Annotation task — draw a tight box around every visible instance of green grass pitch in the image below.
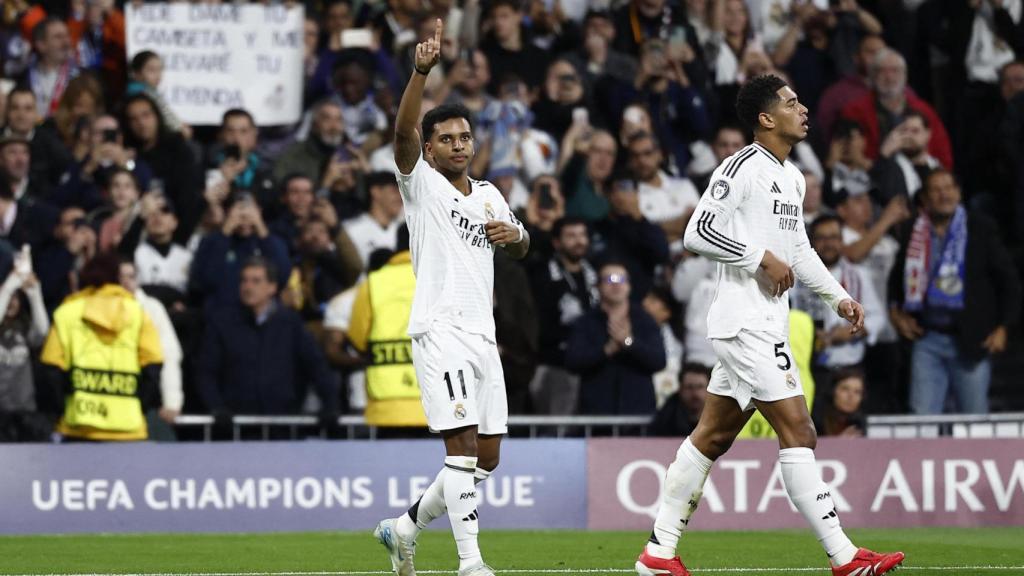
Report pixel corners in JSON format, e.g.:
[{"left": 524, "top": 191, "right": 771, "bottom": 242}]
[{"left": 1, "top": 528, "right": 1022, "bottom": 575}]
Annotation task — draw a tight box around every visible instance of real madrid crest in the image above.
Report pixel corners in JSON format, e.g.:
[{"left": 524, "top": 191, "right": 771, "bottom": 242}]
[
  {"left": 711, "top": 180, "right": 730, "bottom": 200},
  {"left": 785, "top": 373, "right": 797, "bottom": 390},
  {"left": 454, "top": 403, "right": 467, "bottom": 420},
  {"left": 484, "top": 202, "right": 495, "bottom": 221}
]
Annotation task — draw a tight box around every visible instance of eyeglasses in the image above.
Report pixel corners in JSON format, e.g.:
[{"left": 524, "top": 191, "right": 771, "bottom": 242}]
[{"left": 602, "top": 273, "right": 629, "bottom": 285}]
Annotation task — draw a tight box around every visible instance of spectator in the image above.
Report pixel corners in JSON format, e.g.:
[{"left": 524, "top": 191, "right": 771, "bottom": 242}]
[
  {"left": 2, "top": 87, "right": 72, "bottom": 190},
  {"left": 67, "top": 0, "right": 126, "bottom": 101},
  {"left": 53, "top": 113, "right": 154, "bottom": 211},
  {"left": 521, "top": 173, "right": 566, "bottom": 256},
  {"left": 565, "top": 261, "right": 666, "bottom": 415},
  {"left": 643, "top": 286, "right": 684, "bottom": 407},
  {"left": 436, "top": 49, "right": 494, "bottom": 125},
  {"left": 198, "top": 256, "right": 338, "bottom": 416},
  {"left": 528, "top": 217, "right": 598, "bottom": 415},
  {"left": 814, "top": 366, "right": 867, "bottom": 437},
  {"left": 626, "top": 131, "right": 700, "bottom": 251},
  {"left": 494, "top": 249, "right": 539, "bottom": 414},
  {"left": 567, "top": 9, "right": 637, "bottom": 88},
  {"left": 675, "top": 255, "right": 718, "bottom": 368},
  {"left": 608, "top": 39, "right": 713, "bottom": 174},
  {"left": 207, "top": 108, "right": 276, "bottom": 211},
  {"left": 790, "top": 215, "right": 884, "bottom": 378},
  {"left": 841, "top": 48, "right": 953, "bottom": 168},
  {"left": 611, "top": 0, "right": 695, "bottom": 59},
  {"left": 802, "top": 170, "right": 827, "bottom": 226},
  {"left": 706, "top": 0, "right": 763, "bottom": 89},
  {"left": 190, "top": 198, "right": 291, "bottom": 317},
  {"left": 36, "top": 205, "right": 95, "bottom": 312},
  {"left": 825, "top": 119, "right": 874, "bottom": 206},
  {"left": 0, "top": 134, "right": 50, "bottom": 204},
  {"left": 817, "top": 34, "right": 886, "bottom": 148},
  {"left": 589, "top": 175, "right": 670, "bottom": 300},
  {"left": 273, "top": 100, "right": 346, "bottom": 185},
  {"left": 690, "top": 124, "right": 748, "bottom": 193},
  {"left": 23, "top": 17, "right": 78, "bottom": 118},
  {"left": 480, "top": 0, "right": 551, "bottom": 92},
  {"left": 341, "top": 171, "right": 403, "bottom": 270},
  {"left": 650, "top": 363, "right": 711, "bottom": 436},
  {"left": 870, "top": 111, "right": 943, "bottom": 203},
  {"left": 0, "top": 140, "right": 59, "bottom": 250},
  {"left": 0, "top": 255, "right": 50, "bottom": 441},
  {"left": 126, "top": 51, "right": 188, "bottom": 138},
  {"left": 307, "top": 0, "right": 357, "bottom": 102},
  {"left": 346, "top": 226, "right": 426, "bottom": 427},
  {"left": 118, "top": 259, "right": 182, "bottom": 440},
  {"left": 133, "top": 195, "right": 192, "bottom": 309},
  {"left": 560, "top": 127, "right": 616, "bottom": 223},
  {"left": 50, "top": 73, "right": 103, "bottom": 150},
  {"left": 322, "top": 284, "right": 368, "bottom": 414},
  {"left": 532, "top": 58, "right": 589, "bottom": 145},
  {"left": 40, "top": 252, "right": 163, "bottom": 441},
  {"left": 837, "top": 189, "right": 908, "bottom": 413},
  {"left": 123, "top": 93, "right": 201, "bottom": 242},
  {"left": 291, "top": 218, "right": 353, "bottom": 321},
  {"left": 96, "top": 168, "right": 141, "bottom": 253},
  {"left": 889, "top": 170, "right": 1021, "bottom": 414},
  {"left": 330, "top": 52, "right": 388, "bottom": 150},
  {"left": 370, "top": 0, "right": 421, "bottom": 58}
]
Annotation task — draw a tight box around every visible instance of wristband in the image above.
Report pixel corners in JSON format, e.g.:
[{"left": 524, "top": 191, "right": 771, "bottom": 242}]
[{"left": 414, "top": 65, "right": 430, "bottom": 76}]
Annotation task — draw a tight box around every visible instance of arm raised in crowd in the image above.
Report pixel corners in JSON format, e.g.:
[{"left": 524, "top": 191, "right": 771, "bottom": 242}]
[{"left": 394, "top": 19, "right": 444, "bottom": 175}]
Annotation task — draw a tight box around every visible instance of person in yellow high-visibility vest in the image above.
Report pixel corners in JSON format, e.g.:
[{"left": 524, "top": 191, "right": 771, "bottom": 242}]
[
  {"left": 347, "top": 226, "right": 427, "bottom": 427},
  {"left": 40, "top": 253, "right": 163, "bottom": 441}
]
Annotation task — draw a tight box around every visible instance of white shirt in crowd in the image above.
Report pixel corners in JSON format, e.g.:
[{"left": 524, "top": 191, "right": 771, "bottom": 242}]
[
  {"left": 324, "top": 286, "right": 366, "bottom": 410},
  {"left": 843, "top": 226, "right": 900, "bottom": 343},
  {"left": 134, "top": 242, "right": 193, "bottom": 295},
  {"left": 638, "top": 170, "right": 701, "bottom": 225},
  {"left": 342, "top": 213, "right": 402, "bottom": 270},
  {"left": 396, "top": 153, "right": 522, "bottom": 343}
]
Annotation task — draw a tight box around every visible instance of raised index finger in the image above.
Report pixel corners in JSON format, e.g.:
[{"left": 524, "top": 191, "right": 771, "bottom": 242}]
[{"left": 434, "top": 18, "right": 443, "bottom": 46}]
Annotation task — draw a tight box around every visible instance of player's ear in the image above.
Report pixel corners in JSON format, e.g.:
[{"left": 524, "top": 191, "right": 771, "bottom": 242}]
[{"left": 758, "top": 111, "right": 775, "bottom": 131}]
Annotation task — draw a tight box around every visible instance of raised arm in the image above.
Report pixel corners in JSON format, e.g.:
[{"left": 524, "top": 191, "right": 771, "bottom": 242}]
[{"left": 395, "top": 19, "right": 443, "bottom": 174}]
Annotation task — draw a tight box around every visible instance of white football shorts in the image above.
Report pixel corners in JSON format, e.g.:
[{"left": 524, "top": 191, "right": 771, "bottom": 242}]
[
  {"left": 707, "top": 329, "right": 804, "bottom": 411},
  {"left": 411, "top": 322, "right": 508, "bottom": 435}
]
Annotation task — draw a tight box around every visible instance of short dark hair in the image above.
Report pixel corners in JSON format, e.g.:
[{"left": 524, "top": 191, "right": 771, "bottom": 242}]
[
  {"left": 241, "top": 256, "right": 278, "bottom": 285},
  {"left": 735, "top": 75, "right": 789, "bottom": 132},
  {"left": 626, "top": 130, "right": 659, "bottom": 151},
  {"left": 552, "top": 216, "right": 587, "bottom": 238},
  {"left": 222, "top": 108, "right": 255, "bottom": 128},
  {"left": 32, "top": 17, "right": 63, "bottom": 45},
  {"left": 681, "top": 362, "right": 713, "bottom": 381},
  {"left": 902, "top": 109, "right": 929, "bottom": 129},
  {"left": 366, "top": 171, "right": 398, "bottom": 190},
  {"left": 6, "top": 86, "right": 36, "bottom": 104},
  {"left": 831, "top": 365, "right": 865, "bottom": 385},
  {"left": 80, "top": 251, "right": 122, "bottom": 289},
  {"left": 809, "top": 213, "right": 843, "bottom": 237},
  {"left": 489, "top": 0, "right": 523, "bottom": 14},
  {"left": 421, "top": 103, "right": 474, "bottom": 143},
  {"left": 130, "top": 51, "right": 160, "bottom": 74},
  {"left": 924, "top": 167, "right": 957, "bottom": 191},
  {"left": 280, "top": 172, "right": 314, "bottom": 196},
  {"left": 833, "top": 119, "right": 863, "bottom": 140},
  {"left": 598, "top": 258, "right": 629, "bottom": 276}
]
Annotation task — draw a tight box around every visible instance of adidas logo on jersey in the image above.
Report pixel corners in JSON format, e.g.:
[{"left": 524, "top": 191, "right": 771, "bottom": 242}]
[{"left": 462, "top": 509, "right": 479, "bottom": 521}]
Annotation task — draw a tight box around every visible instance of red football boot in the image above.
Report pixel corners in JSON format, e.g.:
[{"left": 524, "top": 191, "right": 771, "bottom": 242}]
[
  {"left": 832, "top": 548, "right": 906, "bottom": 576},
  {"left": 635, "top": 549, "right": 691, "bottom": 576}
]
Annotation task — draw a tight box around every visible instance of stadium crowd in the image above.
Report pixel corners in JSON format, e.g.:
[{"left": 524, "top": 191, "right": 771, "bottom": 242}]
[{"left": 0, "top": 0, "right": 1022, "bottom": 442}]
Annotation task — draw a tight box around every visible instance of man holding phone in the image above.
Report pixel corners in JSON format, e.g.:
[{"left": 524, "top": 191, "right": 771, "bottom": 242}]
[{"left": 208, "top": 109, "right": 276, "bottom": 210}]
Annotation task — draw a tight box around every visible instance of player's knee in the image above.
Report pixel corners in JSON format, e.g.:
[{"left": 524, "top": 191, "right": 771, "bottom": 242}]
[
  {"left": 477, "top": 455, "right": 499, "bottom": 472},
  {"left": 780, "top": 423, "right": 817, "bottom": 450},
  {"left": 442, "top": 427, "right": 479, "bottom": 456},
  {"left": 693, "top": 430, "right": 734, "bottom": 460}
]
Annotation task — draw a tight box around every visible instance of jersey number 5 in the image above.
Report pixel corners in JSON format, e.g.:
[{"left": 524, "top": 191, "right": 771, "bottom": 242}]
[
  {"left": 774, "top": 342, "right": 792, "bottom": 371},
  {"left": 444, "top": 370, "right": 468, "bottom": 401}
]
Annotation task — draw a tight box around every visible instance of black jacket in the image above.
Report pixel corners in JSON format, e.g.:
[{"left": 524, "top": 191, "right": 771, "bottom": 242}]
[
  {"left": 565, "top": 305, "right": 666, "bottom": 415},
  {"left": 889, "top": 211, "right": 1021, "bottom": 361}
]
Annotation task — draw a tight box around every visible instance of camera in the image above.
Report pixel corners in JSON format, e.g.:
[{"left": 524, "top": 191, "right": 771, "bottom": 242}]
[
  {"left": 538, "top": 182, "right": 556, "bottom": 209},
  {"left": 224, "top": 144, "right": 242, "bottom": 161},
  {"left": 102, "top": 128, "right": 118, "bottom": 143}
]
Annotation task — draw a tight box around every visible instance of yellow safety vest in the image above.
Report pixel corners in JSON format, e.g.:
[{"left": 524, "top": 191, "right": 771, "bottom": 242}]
[
  {"left": 351, "top": 252, "right": 427, "bottom": 426},
  {"left": 737, "top": 310, "right": 817, "bottom": 439},
  {"left": 41, "top": 284, "right": 163, "bottom": 441}
]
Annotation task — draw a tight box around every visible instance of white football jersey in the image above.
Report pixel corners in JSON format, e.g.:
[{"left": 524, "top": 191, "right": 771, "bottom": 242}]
[
  {"left": 683, "top": 142, "right": 851, "bottom": 339},
  {"left": 396, "top": 154, "right": 521, "bottom": 343}
]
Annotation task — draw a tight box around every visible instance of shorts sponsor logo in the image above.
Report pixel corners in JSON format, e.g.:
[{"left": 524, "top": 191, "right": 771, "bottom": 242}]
[
  {"left": 454, "top": 403, "right": 467, "bottom": 420},
  {"left": 711, "top": 180, "right": 730, "bottom": 200},
  {"left": 785, "top": 373, "right": 797, "bottom": 390}
]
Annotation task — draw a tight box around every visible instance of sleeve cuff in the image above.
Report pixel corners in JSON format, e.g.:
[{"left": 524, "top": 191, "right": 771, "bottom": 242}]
[{"left": 741, "top": 247, "right": 766, "bottom": 275}]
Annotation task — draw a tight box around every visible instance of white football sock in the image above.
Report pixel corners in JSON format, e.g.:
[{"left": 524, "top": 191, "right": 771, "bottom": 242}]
[
  {"left": 398, "top": 467, "right": 494, "bottom": 540},
  {"left": 646, "top": 437, "right": 714, "bottom": 559},
  {"left": 779, "top": 447, "right": 857, "bottom": 567},
  {"left": 443, "top": 456, "right": 482, "bottom": 570}
]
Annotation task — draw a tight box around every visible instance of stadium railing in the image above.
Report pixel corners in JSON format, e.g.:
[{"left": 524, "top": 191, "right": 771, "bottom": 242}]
[
  {"left": 173, "top": 414, "right": 653, "bottom": 441},
  {"left": 866, "top": 412, "right": 1024, "bottom": 439}
]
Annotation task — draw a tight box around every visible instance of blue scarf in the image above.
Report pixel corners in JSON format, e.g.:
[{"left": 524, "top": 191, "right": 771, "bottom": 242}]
[{"left": 904, "top": 206, "right": 968, "bottom": 312}]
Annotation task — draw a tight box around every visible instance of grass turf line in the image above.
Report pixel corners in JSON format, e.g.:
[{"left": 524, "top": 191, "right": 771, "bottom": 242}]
[{"left": 0, "top": 528, "right": 1022, "bottom": 575}]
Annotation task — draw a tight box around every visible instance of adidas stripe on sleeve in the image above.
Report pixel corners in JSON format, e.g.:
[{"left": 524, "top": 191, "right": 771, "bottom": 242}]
[{"left": 683, "top": 150, "right": 765, "bottom": 273}]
